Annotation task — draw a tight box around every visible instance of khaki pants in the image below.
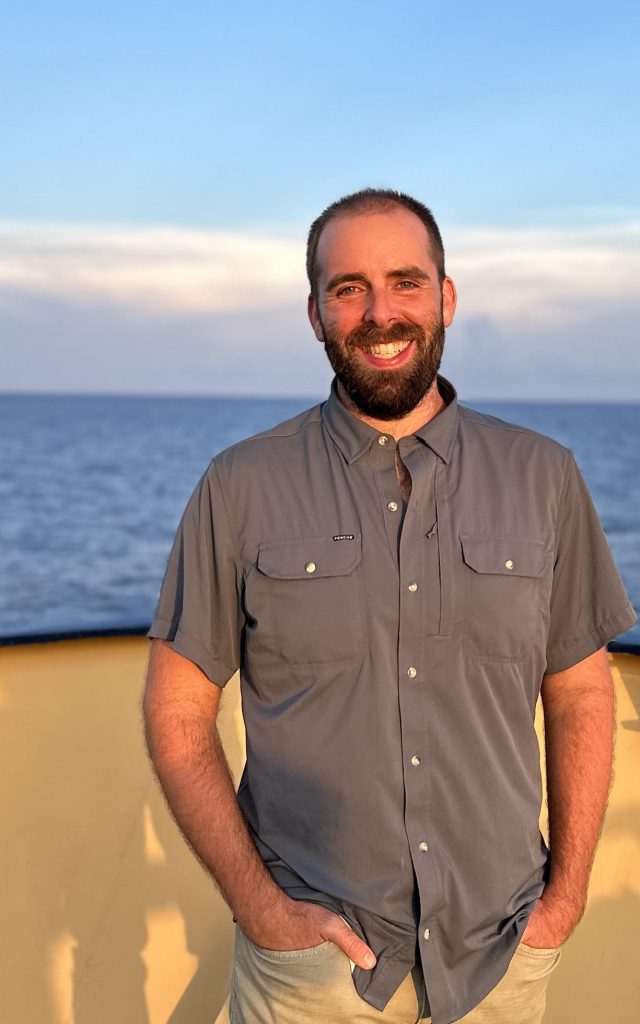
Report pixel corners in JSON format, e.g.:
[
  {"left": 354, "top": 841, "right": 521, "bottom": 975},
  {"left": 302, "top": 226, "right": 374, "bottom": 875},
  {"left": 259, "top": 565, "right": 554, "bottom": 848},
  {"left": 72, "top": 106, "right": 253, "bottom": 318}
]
[{"left": 229, "top": 928, "right": 562, "bottom": 1024}]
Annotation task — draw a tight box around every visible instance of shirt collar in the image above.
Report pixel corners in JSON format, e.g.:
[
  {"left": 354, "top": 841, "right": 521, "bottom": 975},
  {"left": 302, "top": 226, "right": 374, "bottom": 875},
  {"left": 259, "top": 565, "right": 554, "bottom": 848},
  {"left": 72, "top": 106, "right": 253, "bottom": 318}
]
[{"left": 321, "top": 374, "right": 459, "bottom": 465}]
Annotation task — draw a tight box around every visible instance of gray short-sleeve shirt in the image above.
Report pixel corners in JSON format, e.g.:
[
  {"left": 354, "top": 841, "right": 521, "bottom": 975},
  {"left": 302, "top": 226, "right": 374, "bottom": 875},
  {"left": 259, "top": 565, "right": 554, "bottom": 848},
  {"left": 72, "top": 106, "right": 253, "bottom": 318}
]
[{"left": 149, "top": 376, "right": 636, "bottom": 1024}]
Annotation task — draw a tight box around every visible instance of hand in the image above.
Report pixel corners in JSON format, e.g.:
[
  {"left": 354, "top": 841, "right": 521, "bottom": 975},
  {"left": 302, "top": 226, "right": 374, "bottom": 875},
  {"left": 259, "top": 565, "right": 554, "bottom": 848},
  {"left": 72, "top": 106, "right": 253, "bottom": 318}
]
[
  {"left": 241, "top": 896, "right": 377, "bottom": 970},
  {"left": 520, "top": 892, "right": 582, "bottom": 949}
]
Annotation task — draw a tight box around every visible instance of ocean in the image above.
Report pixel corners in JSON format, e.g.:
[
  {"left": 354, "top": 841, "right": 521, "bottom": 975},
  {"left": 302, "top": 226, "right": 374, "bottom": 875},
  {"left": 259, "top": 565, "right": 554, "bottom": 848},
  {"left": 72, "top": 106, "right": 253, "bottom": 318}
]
[{"left": 1, "top": 393, "right": 638, "bottom": 642}]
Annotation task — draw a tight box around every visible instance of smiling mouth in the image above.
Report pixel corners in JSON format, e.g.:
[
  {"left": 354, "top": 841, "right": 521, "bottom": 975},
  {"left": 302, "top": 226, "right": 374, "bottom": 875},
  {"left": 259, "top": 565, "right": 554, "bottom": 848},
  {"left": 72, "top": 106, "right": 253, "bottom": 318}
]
[{"left": 360, "top": 339, "right": 412, "bottom": 360}]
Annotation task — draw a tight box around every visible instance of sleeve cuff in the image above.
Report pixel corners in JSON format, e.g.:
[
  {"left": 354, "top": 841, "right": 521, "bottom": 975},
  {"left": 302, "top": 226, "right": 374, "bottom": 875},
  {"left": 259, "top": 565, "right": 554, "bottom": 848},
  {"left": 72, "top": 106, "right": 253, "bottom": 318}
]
[
  {"left": 545, "top": 602, "right": 638, "bottom": 674},
  {"left": 147, "top": 616, "right": 237, "bottom": 687}
]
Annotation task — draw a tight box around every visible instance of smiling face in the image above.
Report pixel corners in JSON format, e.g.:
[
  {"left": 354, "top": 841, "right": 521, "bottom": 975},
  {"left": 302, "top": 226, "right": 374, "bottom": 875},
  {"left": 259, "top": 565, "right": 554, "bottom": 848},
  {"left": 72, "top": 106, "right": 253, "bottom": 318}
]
[{"left": 308, "top": 205, "right": 457, "bottom": 420}]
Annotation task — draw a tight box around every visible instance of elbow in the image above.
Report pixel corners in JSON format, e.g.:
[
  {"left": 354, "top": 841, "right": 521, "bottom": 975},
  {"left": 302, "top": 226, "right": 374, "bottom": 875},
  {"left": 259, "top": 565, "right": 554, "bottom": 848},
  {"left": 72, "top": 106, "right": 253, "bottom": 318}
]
[
  {"left": 141, "top": 684, "right": 162, "bottom": 764},
  {"left": 142, "top": 639, "right": 171, "bottom": 758}
]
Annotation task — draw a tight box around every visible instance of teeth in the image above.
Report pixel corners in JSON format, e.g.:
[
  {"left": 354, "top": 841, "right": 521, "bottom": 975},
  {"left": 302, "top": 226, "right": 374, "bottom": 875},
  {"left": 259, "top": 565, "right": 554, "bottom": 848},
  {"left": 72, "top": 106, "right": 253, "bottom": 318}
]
[{"left": 367, "top": 340, "right": 411, "bottom": 358}]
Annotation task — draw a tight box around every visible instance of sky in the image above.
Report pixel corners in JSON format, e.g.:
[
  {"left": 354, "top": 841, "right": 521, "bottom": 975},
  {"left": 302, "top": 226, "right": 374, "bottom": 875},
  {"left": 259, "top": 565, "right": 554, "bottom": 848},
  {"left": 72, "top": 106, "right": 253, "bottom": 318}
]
[{"left": 1, "top": 0, "right": 638, "bottom": 400}]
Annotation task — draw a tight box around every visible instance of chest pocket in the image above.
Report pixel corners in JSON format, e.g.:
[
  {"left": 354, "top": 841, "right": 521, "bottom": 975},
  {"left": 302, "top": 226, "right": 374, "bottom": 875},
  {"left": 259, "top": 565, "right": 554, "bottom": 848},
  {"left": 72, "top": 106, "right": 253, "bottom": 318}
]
[
  {"left": 247, "top": 535, "right": 364, "bottom": 665},
  {"left": 460, "top": 535, "right": 549, "bottom": 661}
]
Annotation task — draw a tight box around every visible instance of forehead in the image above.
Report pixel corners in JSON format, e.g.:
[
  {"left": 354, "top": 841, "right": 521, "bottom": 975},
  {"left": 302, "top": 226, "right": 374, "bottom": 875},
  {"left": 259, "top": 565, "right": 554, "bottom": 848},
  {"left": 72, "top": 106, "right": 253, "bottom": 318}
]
[{"left": 315, "top": 206, "right": 434, "bottom": 279}]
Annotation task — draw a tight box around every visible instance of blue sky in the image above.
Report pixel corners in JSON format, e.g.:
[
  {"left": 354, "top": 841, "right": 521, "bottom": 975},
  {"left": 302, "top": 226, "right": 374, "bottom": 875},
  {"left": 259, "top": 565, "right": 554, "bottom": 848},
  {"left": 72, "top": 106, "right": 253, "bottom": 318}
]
[{"left": 1, "top": 1, "right": 639, "bottom": 397}]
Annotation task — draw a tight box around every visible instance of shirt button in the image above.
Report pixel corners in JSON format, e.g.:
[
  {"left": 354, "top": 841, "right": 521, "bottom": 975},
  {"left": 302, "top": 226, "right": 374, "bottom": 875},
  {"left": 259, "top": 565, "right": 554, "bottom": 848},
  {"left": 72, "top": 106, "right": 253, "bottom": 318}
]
[
  {"left": 305, "top": 561, "right": 316, "bottom": 574},
  {"left": 387, "top": 500, "right": 399, "bottom": 512},
  {"left": 378, "top": 435, "right": 389, "bottom": 446},
  {"left": 411, "top": 754, "right": 421, "bottom": 766},
  {"left": 419, "top": 841, "right": 429, "bottom": 853},
  {"left": 407, "top": 666, "right": 417, "bottom": 678},
  {"left": 423, "top": 927, "right": 430, "bottom": 941},
  {"left": 408, "top": 582, "right": 418, "bottom": 592},
  {"left": 505, "top": 559, "right": 514, "bottom": 570}
]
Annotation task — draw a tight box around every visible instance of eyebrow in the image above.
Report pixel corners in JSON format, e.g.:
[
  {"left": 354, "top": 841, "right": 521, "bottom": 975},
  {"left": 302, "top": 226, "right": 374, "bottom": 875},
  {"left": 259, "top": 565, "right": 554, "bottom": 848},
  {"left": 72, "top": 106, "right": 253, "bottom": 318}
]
[
  {"left": 325, "top": 271, "right": 369, "bottom": 293},
  {"left": 324, "top": 265, "right": 431, "bottom": 294},
  {"left": 388, "top": 265, "right": 431, "bottom": 282}
]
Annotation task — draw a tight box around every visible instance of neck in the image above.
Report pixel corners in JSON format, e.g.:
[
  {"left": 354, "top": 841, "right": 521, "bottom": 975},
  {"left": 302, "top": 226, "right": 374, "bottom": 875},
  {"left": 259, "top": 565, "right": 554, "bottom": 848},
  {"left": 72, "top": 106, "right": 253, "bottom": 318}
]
[{"left": 337, "top": 378, "right": 445, "bottom": 440}]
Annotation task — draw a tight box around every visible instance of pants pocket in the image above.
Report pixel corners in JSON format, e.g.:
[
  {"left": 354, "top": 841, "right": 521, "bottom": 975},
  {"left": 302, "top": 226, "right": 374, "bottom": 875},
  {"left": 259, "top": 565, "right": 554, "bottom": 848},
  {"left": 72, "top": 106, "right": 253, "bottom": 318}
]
[
  {"left": 249, "top": 938, "right": 335, "bottom": 963},
  {"left": 515, "top": 942, "right": 562, "bottom": 964},
  {"left": 459, "top": 943, "right": 562, "bottom": 1023}
]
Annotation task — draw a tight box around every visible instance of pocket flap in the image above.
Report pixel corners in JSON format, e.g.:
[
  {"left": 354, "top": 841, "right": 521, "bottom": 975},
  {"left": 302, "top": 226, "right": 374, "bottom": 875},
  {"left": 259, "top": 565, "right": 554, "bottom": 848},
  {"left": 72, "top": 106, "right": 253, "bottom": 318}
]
[
  {"left": 460, "top": 535, "right": 548, "bottom": 578},
  {"left": 257, "top": 535, "right": 362, "bottom": 580}
]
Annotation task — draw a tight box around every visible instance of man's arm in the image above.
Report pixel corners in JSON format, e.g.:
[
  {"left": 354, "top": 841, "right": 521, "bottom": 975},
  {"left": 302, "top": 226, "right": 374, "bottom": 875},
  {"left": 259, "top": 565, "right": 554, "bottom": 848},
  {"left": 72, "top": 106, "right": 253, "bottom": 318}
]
[
  {"left": 522, "top": 646, "right": 615, "bottom": 947},
  {"left": 143, "top": 639, "right": 376, "bottom": 967}
]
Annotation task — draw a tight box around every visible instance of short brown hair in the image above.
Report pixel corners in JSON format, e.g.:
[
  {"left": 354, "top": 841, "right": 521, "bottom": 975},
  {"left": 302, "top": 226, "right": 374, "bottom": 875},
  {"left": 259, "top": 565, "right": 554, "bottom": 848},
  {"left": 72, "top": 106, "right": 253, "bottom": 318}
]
[{"left": 306, "top": 188, "right": 446, "bottom": 299}]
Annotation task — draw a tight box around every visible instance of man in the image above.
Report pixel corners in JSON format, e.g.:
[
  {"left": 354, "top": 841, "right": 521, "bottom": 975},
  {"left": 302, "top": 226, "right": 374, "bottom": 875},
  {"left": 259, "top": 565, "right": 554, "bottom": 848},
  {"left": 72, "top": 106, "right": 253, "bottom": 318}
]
[{"left": 143, "top": 189, "right": 636, "bottom": 1024}]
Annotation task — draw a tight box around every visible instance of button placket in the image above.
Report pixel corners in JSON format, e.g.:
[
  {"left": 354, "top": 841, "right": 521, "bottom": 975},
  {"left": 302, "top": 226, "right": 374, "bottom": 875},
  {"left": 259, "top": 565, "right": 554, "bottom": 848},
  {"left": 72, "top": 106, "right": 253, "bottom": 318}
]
[
  {"left": 372, "top": 434, "right": 403, "bottom": 566},
  {"left": 396, "top": 446, "right": 440, "bottom": 954}
]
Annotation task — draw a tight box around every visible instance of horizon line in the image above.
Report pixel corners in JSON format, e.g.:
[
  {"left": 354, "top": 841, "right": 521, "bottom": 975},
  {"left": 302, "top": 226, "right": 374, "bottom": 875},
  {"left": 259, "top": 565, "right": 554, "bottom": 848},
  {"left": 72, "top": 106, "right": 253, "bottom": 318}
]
[{"left": 1, "top": 389, "right": 638, "bottom": 406}]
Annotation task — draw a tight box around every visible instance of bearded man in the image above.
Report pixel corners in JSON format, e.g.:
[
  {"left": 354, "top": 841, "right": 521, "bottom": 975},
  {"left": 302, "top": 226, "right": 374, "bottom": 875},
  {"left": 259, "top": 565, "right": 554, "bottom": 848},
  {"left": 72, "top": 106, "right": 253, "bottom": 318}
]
[{"left": 143, "top": 189, "right": 636, "bottom": 1024}]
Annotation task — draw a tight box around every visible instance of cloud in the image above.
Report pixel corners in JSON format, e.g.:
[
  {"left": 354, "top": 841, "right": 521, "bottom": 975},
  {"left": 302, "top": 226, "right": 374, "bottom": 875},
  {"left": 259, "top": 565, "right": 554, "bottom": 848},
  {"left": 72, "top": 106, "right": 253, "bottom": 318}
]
[
  {"left": 0, "top": 222, "right": 306, "bottom": 315},
  {"left": 1, "top": 219, "right": 639, "bottom": 398},
  {"left": 447, "top": 223, "right": 640, "bottom": 325}
]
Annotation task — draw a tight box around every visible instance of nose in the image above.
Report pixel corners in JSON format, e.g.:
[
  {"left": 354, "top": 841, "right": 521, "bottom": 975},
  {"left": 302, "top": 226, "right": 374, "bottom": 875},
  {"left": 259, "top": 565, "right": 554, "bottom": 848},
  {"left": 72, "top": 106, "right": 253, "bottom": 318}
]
[{"left": 363, "top": 287, "right": 397, "bottom": 327}]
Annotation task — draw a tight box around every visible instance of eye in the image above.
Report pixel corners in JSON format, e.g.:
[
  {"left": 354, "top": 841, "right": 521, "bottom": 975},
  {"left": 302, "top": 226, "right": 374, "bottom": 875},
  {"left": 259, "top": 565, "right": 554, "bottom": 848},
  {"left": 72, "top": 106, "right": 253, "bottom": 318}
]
[
  {"left": 336, "top": 284, "right": 360, "bottom": 297},
  {"left": 396, "top": 280, "right": 419, "bottom": 290}
]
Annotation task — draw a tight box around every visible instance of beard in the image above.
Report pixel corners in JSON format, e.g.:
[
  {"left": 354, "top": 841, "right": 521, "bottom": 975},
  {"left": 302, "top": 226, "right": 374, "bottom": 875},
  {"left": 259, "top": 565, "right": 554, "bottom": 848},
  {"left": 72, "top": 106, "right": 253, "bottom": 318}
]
[{"left": 320, "top": 315, "right": 445, "bottom": 420}]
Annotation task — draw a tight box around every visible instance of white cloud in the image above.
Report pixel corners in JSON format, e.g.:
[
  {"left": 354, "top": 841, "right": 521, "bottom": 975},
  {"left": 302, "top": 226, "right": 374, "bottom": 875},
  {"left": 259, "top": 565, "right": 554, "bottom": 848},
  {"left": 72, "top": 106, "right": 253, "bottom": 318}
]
[
  {"left": 447, "top": 223, "right": 640, "bottom": 325},
  {"left": 1, "top": 219, "right": 639, "bottom": 398},
  {"left": 0, "top": 222, "right": 307, "bottom": 315}
]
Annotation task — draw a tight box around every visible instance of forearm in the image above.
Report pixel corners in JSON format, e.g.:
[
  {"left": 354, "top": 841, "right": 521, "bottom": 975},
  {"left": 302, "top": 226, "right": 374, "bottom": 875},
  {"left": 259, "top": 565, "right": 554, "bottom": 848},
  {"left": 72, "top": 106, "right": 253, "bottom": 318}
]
[
  {"left": 144, "top": 692, "right": 284, "bottom": 933},
  {"left": 542, "top": 650, "right": 615, "bottom": 928}
]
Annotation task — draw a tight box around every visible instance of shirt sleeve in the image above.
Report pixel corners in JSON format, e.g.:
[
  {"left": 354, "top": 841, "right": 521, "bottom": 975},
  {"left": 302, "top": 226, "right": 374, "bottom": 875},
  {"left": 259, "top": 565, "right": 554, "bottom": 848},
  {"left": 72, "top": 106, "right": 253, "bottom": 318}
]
[
  {"left": 147, "top": 460, "right": 244, "bottom": 686},
  {"left": 545, "top": 452, "right": 637, "bottom": 673}
]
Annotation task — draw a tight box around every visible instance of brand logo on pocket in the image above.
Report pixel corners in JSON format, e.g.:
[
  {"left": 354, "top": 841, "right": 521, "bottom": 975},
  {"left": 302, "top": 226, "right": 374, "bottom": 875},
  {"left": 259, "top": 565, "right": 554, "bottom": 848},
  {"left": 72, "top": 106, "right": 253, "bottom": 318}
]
[{"left": 333, "top": 534, "right": 355, "bottom": 541}]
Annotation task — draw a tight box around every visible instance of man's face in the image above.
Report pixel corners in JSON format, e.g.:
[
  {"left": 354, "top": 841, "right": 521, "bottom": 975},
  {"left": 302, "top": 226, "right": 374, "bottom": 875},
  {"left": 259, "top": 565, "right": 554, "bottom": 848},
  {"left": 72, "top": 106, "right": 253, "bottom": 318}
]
[{"left": 308, "top": 207, "right": 457, "bottom": 420}]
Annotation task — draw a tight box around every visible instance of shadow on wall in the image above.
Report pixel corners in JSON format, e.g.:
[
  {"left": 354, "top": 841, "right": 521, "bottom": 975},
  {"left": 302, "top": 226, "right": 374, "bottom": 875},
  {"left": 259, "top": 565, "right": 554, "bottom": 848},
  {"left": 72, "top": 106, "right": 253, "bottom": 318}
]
[{"left": 0, "top": 636, "right": 244, "bottom": 1024}]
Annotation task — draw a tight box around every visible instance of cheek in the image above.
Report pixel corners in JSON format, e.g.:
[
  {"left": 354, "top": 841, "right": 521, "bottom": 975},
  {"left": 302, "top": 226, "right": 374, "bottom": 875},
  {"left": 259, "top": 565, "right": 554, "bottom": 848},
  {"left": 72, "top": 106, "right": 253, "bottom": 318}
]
[
  {"left": 326, "top": 295, "right": 366, "bottom": 323},
  {"left": 324, "top": 311, "right": 360, "bottom": 341}
]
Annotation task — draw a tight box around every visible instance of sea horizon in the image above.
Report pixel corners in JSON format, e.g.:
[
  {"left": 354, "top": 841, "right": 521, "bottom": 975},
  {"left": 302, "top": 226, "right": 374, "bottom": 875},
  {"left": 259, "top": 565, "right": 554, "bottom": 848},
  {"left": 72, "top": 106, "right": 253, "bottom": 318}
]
[{"left": 1, "top": 389, "right": 638, "bottom": 405}]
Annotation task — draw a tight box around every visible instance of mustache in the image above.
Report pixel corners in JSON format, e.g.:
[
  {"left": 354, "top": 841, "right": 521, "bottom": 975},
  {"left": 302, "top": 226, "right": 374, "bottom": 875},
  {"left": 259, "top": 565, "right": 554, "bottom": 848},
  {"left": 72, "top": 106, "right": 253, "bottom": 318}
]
[{"left": 344, "top": 321, "right": 426, "bottom": 349}]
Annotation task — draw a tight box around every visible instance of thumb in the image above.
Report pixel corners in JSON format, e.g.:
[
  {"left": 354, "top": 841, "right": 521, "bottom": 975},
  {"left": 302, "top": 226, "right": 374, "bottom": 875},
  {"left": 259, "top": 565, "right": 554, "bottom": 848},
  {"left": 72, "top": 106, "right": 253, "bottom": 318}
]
[{"left": 323, "top": 918, "right": 377, "bottom": 971}]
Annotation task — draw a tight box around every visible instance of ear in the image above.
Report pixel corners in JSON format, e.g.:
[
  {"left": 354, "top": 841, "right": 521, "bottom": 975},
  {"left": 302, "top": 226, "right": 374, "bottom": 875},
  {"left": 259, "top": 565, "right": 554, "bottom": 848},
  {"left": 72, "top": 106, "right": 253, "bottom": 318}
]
[
  {"left": 307, "top": 294, "right": 325, "bottom": 343},
  {"left": 442, "top": 276, "right": 457, "bottom": 328}
]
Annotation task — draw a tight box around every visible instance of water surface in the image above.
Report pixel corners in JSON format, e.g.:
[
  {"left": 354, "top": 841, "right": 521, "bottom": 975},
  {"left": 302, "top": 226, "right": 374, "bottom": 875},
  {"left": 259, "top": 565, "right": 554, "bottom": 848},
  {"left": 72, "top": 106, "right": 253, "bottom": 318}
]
[{"left": 1, "top": 394, "right": 638, "bottom": 640}]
